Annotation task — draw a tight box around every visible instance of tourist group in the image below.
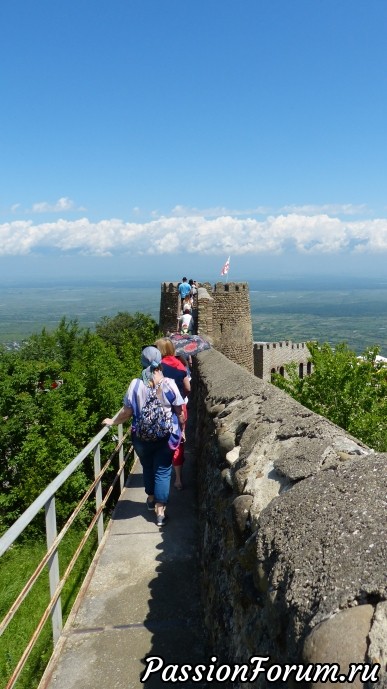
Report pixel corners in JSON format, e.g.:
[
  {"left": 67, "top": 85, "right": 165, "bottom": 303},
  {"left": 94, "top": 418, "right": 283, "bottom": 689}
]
[{"left": 102, "top": 277, "right": 197, "bottom": 527}]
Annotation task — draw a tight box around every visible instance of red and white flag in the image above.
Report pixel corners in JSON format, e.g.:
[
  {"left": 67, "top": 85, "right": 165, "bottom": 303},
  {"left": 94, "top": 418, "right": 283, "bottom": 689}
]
[{"left": 220, "top": 256, "right": 230, "bottom": 276}]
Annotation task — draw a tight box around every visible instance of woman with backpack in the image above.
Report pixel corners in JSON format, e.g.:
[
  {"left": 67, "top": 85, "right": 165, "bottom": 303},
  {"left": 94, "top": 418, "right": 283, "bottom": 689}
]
[
  {"left": 154, "top": 337, "right": 191, "bottom": 491},
  {"left": 102, "top": 346, "right": 184, "bottom": 527}
]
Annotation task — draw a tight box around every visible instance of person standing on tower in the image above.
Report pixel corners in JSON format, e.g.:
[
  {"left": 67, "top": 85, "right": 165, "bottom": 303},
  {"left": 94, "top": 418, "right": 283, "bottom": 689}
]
[{"left": 178, "top": 277, "right": 191, "bottom": 311}]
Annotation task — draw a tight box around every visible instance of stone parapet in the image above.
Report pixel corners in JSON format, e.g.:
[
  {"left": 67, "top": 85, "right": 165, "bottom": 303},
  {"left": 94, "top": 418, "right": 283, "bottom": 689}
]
[{"left": 192, "top": 348, "right": 387, "bottom": 687}]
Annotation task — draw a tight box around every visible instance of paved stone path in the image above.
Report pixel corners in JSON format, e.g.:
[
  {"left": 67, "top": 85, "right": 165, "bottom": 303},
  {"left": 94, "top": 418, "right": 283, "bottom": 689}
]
[{"left": 38, "top": 429, "right": 208, "bottom": 689}]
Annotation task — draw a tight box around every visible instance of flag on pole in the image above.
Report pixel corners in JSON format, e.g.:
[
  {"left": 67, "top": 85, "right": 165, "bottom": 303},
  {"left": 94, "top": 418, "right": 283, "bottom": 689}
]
[{"left": 220, "top": 256, "right": 230, "bottom": 276}]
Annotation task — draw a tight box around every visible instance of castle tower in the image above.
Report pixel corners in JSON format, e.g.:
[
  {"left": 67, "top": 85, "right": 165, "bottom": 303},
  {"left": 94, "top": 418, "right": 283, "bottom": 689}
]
[
  {"left": 159, "top": 280, "right": 254, "bottom": 373},
  {"left": 212, "top": 282, "right": 253, "bottom": 373}
]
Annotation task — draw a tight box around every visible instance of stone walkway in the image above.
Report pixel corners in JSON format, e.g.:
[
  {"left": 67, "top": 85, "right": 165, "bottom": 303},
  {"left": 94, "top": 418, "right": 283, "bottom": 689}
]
[{"left": 38, "top": 427, "right": 208, "bottom": 689}]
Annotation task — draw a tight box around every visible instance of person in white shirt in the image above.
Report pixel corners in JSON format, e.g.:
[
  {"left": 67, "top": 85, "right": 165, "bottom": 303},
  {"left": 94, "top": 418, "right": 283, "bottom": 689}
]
[{"left": 178, "top": 304, "right": 194, "bottom": 334}]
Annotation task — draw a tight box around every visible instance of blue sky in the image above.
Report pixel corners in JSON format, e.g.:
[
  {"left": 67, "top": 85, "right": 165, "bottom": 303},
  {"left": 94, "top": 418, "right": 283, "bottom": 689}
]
[{"left": 1, "top": 0, "right": 387, "bottom": 282}]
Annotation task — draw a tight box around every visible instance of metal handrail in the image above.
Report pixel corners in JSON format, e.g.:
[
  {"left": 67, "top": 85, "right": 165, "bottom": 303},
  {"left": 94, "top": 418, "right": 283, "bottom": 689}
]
[
  {"left": 0, "top": 418, "right": 133, "bottom": 689},
  {"left": 0, "top": 425, "right": 110, "bottom": 556}
]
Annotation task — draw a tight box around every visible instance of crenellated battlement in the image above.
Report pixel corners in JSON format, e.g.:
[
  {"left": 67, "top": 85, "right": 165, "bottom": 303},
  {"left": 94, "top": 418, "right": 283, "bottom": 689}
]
[
  {"left": 253, "top": 339, "right": 311, "bottom": 380},
  {"left": 254, "top": 340, "right": 307, "bottom": 351},
  {"left": 213, "top": 281, "right": 249, "bottom": 293},
  {"left": 161, "top": 281, "right": 179, "bottom": 293}
]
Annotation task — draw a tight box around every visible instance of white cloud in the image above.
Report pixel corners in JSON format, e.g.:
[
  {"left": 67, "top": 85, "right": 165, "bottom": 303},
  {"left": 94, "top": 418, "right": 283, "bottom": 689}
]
[
  {"left": 279, "top": 203, "right": 369, "bottom": 216},
  {"left": 170, "top": 204, "right": 270, "bottom": 218},
  {"left": 1, "top": 212, "right": 387, "bottom": 257},
  {"left": 29, "top": 197, "right": 79, "bottom": 213}
]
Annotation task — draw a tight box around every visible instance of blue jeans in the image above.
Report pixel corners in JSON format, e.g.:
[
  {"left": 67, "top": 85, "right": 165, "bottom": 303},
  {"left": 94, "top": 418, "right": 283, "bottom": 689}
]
[{"left": 132, "top": 435, "right": 173, "bottom": 505}]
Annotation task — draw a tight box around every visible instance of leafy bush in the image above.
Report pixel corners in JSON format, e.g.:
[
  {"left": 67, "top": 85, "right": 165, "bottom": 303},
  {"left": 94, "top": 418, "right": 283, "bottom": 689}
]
[
  {"left": 272, "top": 342, "right": 387, "bottom": 451},
  {"left": 0, "top": 312, "right": 160, "bottom": 534}
]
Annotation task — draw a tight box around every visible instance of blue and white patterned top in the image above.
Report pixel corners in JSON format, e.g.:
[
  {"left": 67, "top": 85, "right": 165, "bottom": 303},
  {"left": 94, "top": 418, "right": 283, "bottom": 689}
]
[{"left": 123, "top": 377, "right": 184, "bottom": 448}]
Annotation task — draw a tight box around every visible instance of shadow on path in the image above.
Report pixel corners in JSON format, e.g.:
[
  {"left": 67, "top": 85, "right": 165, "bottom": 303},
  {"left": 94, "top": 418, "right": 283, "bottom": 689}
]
[{"left": 39, "top": 405, "right": 212, "bottom": 689}]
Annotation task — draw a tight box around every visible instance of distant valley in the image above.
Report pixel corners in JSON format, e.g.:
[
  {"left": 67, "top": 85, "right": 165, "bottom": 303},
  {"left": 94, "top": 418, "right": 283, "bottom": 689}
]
[{"left": 1, "top": 278, "right": 386, "bottom": 355}]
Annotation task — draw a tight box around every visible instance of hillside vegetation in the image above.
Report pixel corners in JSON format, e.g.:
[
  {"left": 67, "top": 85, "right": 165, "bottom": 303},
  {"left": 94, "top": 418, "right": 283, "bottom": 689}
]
[
  {"left": 0, "top": 312, "right": 160, "bottom": 535},
  {"left": 0, "top": 312, "right": 160, "bottom": 689},
  {"left": 273, "top": 342, "right": 387, "bottom": 452}
]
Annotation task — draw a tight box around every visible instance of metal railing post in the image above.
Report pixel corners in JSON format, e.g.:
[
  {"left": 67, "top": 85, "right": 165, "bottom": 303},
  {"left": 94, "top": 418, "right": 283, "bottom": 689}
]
[
  {"left": 93, "top": 443, "right": 104, "bottom": 544},
  {"left": 118, "top": 423, "right": 125, "bottom": 492},
  {"left": 0, "top": 420, "right": 133, "bottom": 689},
  {"left": 45, "top": 496, "right": 62, "bottom": 645}
]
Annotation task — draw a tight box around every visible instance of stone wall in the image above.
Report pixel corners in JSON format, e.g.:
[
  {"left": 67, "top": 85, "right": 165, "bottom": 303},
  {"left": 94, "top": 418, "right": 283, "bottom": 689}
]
[
  {"left": 192, "top": 348, "right": 387, "bottom": 688},
  {"left": 254, "top": 340, "right": 312, "bottom": 382},
  {"left": 159, "top": 282, "right": 180, "bottom": 334},
  {"left": 196, "top": 286, "right": 214, "bottom": 339}
]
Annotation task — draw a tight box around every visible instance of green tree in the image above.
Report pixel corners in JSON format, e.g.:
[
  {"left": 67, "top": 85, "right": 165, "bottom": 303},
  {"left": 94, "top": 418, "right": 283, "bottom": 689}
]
[
  {"left": 19, "top": 318, "right": 81, "bottom": 370},
  {"left": 71, "top": 331, "right": 130, "bottom": 427},
  {"left": 0, "top": 312, "right": 153, "bottom": 534},
  {"left": 95, "top": 311, "right": 160, "bottom": 357},
  {"left": 273, "top": 342, "right": 387, "bottom": 451}
]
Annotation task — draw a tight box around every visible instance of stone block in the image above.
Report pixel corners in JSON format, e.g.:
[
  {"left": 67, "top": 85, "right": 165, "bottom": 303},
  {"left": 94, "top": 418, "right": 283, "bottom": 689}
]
[
  {"left": 231, "top": 495, "right": 253, "bottom": 545},
  {"left": 368, "top": 601, "right": 387, "bottom": 686},
  {"left": 217, "top": 430, "right": 235, "bottom": 458},
  {"left": 302, "top": 605, "right": 374, "bottom": 687}
]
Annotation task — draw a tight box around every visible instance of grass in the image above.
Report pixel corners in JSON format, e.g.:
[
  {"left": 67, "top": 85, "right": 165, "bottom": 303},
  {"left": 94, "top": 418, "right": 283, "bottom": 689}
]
[{"left": 0, "top": 525, "right": 98, "bottom": 689}]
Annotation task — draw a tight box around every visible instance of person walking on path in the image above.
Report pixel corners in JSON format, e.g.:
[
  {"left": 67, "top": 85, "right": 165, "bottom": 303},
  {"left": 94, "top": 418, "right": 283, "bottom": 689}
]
[
  {"left": 154, "top": 337, "right": 190, "bottom": 490},
  {"left": 178, "top": 277, "right": 191, "bottom": 312},
  {"left": 102, "top": 346, "right": 185, "bottom": 527},
  {"left": 177, "top": 303, "right": 195, "bottom": 334},
  {"left": 188, "top": 279, "right": 197, "bottom": 305}
]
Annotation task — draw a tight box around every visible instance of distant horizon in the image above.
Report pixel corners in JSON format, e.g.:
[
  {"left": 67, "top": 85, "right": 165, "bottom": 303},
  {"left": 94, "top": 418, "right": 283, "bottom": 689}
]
[
  {"left": 1, "top": 279, "right": 387, "bottom": 355},
  {"left": 1, "top": 273, "right": 387, "bottom": 290}
]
